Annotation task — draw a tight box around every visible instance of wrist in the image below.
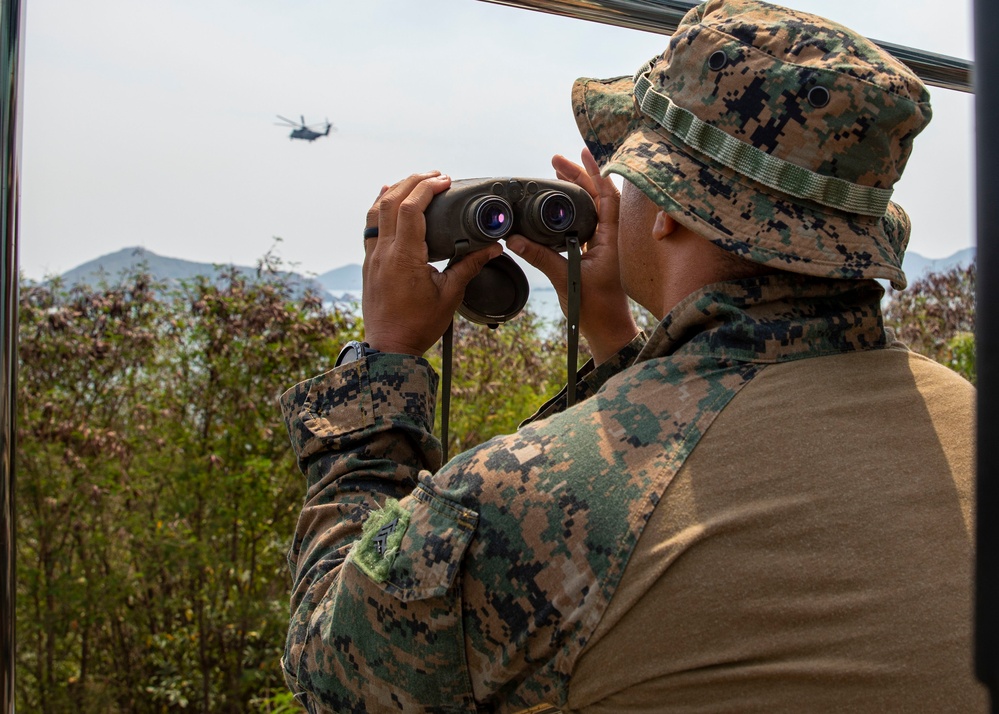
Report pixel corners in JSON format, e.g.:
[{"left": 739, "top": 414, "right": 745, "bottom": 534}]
[
  {"left": 362, "top": 337, "right": 426, "bottom": 357},
  {"left": 335, "top": 340, "right": 382, "bottom": 367}
]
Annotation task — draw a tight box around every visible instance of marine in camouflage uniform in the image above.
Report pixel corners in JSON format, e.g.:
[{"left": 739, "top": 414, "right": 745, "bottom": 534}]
[{"left": 280, "top": 1, "right": 985, "bottom": 711}]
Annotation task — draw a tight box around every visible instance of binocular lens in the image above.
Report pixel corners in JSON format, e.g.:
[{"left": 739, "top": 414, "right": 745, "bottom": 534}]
[
  {"left": 539, "top": 193, "right": 575, "bottom": 233},
  {"left": 474, "top": 198, "right": 513, "bottom": 239}
]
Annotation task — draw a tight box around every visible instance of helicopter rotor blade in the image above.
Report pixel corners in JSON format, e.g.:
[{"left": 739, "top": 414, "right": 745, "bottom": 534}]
[{"left": 276, "top": 115, "right": 301, "bottom": 127}]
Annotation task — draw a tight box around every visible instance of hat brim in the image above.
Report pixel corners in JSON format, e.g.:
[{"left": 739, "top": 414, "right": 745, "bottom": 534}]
[{"left": 573, "top": 75, "right": 910, "bottom": 290}]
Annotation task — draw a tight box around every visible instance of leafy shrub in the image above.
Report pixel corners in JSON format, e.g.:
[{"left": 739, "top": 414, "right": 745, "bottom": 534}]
[
  {"left": 15, "top": 262, "right": 575, "bottom": 712},
  {"left": 29, "top": 255, "right": 980, "bottom": 712},
  {"left": 884, "top": 261, "right": 976, "bottom": 383},
  {"left": 16, "top": 266, "right": 353, "bottom": 712},
  {"left": 429, "top": 311, "right": 571, "bottom": 455}
]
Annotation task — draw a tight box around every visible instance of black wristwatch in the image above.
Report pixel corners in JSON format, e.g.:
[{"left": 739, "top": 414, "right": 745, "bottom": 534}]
[{"left": 334, "top": 340, "right": 381, "bottom": 367}]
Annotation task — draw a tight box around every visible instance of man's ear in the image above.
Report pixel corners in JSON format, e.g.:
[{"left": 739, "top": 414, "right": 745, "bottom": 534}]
[{"left": 652, "top": 210, "right": 678, "bottom": 241}]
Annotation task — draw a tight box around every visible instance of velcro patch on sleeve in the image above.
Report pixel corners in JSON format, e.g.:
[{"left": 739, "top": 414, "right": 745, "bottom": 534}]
[
  {"left": 353, "top": 499, "right": 411, "bottom": 583},
  {"left": 351, "top": 485, "right": 478, "bottom": 601}
]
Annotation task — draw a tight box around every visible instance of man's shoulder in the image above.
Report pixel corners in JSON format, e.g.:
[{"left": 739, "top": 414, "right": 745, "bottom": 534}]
[
  {"left": 429, "top": 354, "right": 760, "bottom": 531},
  {"left": 722, "top": 346, "right": 974, "bottom": 454},
  {"left": 753, "top": 344, "right": 973, "bottom": 393},
  {"left": 896, "top": 345, "right": 976, "bottom": 390}
]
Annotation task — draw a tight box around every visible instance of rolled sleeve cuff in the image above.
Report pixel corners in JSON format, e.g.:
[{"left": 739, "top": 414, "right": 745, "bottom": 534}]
[{"left": 280, "top": 353, "right": 440, "bottom": 465}]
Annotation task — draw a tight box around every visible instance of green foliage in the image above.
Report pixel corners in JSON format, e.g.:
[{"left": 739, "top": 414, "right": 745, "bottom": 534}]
[
  {"left": 947, "top": 332, "right": 975, "bottom": 383},
  {"left": 16, "top": 265, "right": 354, "bottom": 712},
  {"left": 884, "top": 261, "right": 976, "bottom": 383},
  {"left": 248, "top": 689, "right": 301, "bottom": 714},
  {"left": 16, "top": 253, "right": 977, "bottom": 711},
  {"left": 18, "top": 250, "right": 977, "bottom": 713},
  {"left": 14, "top": 259, "right": 576, "bottom": 712},
  {"left": 428, "top": 311, "right": 574, "bottom": 455}
]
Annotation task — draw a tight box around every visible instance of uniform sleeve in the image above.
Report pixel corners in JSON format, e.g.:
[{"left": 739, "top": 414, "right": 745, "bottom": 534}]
[
  {"left": 278, "top": 338, "right": 647, "bottom": 712},
  {"left": 279, "top": 353, "right": 480, "bottom": 712}
]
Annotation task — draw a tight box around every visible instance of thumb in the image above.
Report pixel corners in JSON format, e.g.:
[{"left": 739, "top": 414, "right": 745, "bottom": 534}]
[
  {"left": 506, "top": 235, "right": 568, "bottom": 289},
  {"left": 440, "top": 244, "right": 504, "bottom": 298}
]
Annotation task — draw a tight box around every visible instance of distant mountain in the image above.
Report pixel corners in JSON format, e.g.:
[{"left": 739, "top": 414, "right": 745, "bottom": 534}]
[
  {"left": 57, "top": 246, "right": 334, "bottom": 301},
  {"left": 317, "top": 264, "right": 363, "bottom": 293},
  {"left": 315, "top": 259, "right": 554, "bottom": 293},
  {"left": 313, "top": 247, "right": 977, "bottom": 293},
  {"left": 901, "top": 247, "right": 975, "bottom": 280},
  {"left": 54, "top": 245, "right": 977, "bottom": 311}
]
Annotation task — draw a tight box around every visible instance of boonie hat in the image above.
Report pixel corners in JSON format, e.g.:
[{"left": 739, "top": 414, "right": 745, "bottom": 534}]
[{"left": 572, "top": 0, "right": 932, "bottom": 289}]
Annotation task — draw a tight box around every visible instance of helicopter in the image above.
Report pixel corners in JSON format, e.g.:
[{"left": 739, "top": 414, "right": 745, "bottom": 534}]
[{"left": 275, "top": 115, "right": 335, "bottom": 142}]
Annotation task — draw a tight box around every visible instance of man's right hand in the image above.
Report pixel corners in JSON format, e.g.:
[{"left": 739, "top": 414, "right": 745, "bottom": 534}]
[
  {"left": 361, "top": 172, "right": 501, "bottom": 357},
  {"left": 507, "top": 149, "right": 640, "bottom": 365}
]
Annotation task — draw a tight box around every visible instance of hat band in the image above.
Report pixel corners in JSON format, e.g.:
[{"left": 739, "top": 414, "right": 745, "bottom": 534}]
[{"left": 633, "top": 68, "right": 893, "bottom": 217}]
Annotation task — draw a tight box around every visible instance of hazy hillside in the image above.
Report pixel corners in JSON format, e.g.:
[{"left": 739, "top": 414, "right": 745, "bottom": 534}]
[
  {"left": 317, "top": 264, "right": 363, "bottom": 292},
  {"left": 315, "top": 259, "right": 554, "bottom": 293},
  {"left": 313, "top": 248, "right": 978, "bottom": 293},
  {"left": 52, "top": 245, "right": 977, "bottom": 308},
  {"left": 902, "top": 247, "right": 976, "bottom": 280},
  {"left": 56, "top": 246, "right": 334, "bottom": 301}
]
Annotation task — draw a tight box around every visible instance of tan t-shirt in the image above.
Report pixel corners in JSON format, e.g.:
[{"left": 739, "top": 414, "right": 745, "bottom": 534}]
[{"left": 569, "top": 347, "right": 986, "bottom": 712}]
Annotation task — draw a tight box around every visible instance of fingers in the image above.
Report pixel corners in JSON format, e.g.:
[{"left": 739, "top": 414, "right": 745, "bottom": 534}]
[
  {"left": 368, "top": 184, "right": 390, "bottom": 217},
  {"left": 552, "top": 154, "right": 596, "bottom": 198},
  {"left": 507, "top": 235, "right": 568, "bottom": 290},
  {"left": 376, "top": 171, "right": 444, "bottom": 244},
  {"left": 581, "top": 148, "right": 621, "bottom": 227},
  {"left": 552, "top": 149, "right": 620, "bottom": 225},
  {"left": 439, "top": 244, "right": 504, "bottom": 300},
  {"left": 364, "top": 185, "right": 390, "bottom": 255}
]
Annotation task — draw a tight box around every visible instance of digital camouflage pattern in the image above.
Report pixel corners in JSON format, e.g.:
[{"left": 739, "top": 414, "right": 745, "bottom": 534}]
[
  {"left": 280, "top": 273, "right": 890, "bottom": 712},
  {"left": 572, "top": 0, "right": 932, "bottom": 289}
]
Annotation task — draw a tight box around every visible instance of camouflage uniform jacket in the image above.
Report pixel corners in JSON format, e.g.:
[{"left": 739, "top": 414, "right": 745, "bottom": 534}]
[{"left": 280, "top": 274, "right": 889, "bottom": 713}]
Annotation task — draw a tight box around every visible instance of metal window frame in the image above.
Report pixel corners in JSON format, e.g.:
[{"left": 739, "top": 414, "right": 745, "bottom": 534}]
[
  {"left": 0, "top": 0, "right": 990, "bottom": 711},
  {"left": 479, "top": 0, "right": 973, "bottom": 92},
  {"left": 0, "top": 0, "right": 23, "bottom": 709},
  {"left": 974, "top": 0, "right": 997, "bottom": 708}
]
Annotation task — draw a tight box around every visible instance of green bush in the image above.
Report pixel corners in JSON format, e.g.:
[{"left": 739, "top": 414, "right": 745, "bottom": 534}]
[
  {"left": 16, "top": 267, "right": 353, "bottom": 712},
  {"left": 428, "top": 311, "right": 574, "bottom": 455},
  {"left": 947, "top": 331, "right": 976, "bottom": 384},
  {"left": 15, "top": 265, "right": 574, "bottom": 712},
  {"left": 18, "top": 254, "right": 977, "bottom": 712},
  {"left": 884, "top": 261, "right": 976, "bottom": 384}
]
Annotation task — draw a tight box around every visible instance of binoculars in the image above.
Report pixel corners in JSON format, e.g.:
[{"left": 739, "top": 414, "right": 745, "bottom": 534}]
[{"left": 425, "top": 177, "right": 597, "bottom": 325}]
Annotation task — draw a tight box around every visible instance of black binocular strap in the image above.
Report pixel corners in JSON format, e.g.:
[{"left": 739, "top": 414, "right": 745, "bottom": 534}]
[
  {"left": 442, "top": 319, "right": 454, "bottom": 465},
  {"left": 566, "top": 234, "right": 581, "bottom": 409},
  {"left": 439, "top": 238, "right": 582, "bottom": 466}
]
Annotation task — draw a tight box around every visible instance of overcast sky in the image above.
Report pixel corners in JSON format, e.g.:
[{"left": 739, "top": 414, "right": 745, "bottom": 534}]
[{"left": 18, "top": 0, "right": 974, "bottom": 282}]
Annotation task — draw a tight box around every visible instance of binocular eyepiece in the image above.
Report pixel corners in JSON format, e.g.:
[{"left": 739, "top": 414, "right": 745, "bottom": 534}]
[{"left": 425, "top": 178, "right": 597, "bottom": 325}]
